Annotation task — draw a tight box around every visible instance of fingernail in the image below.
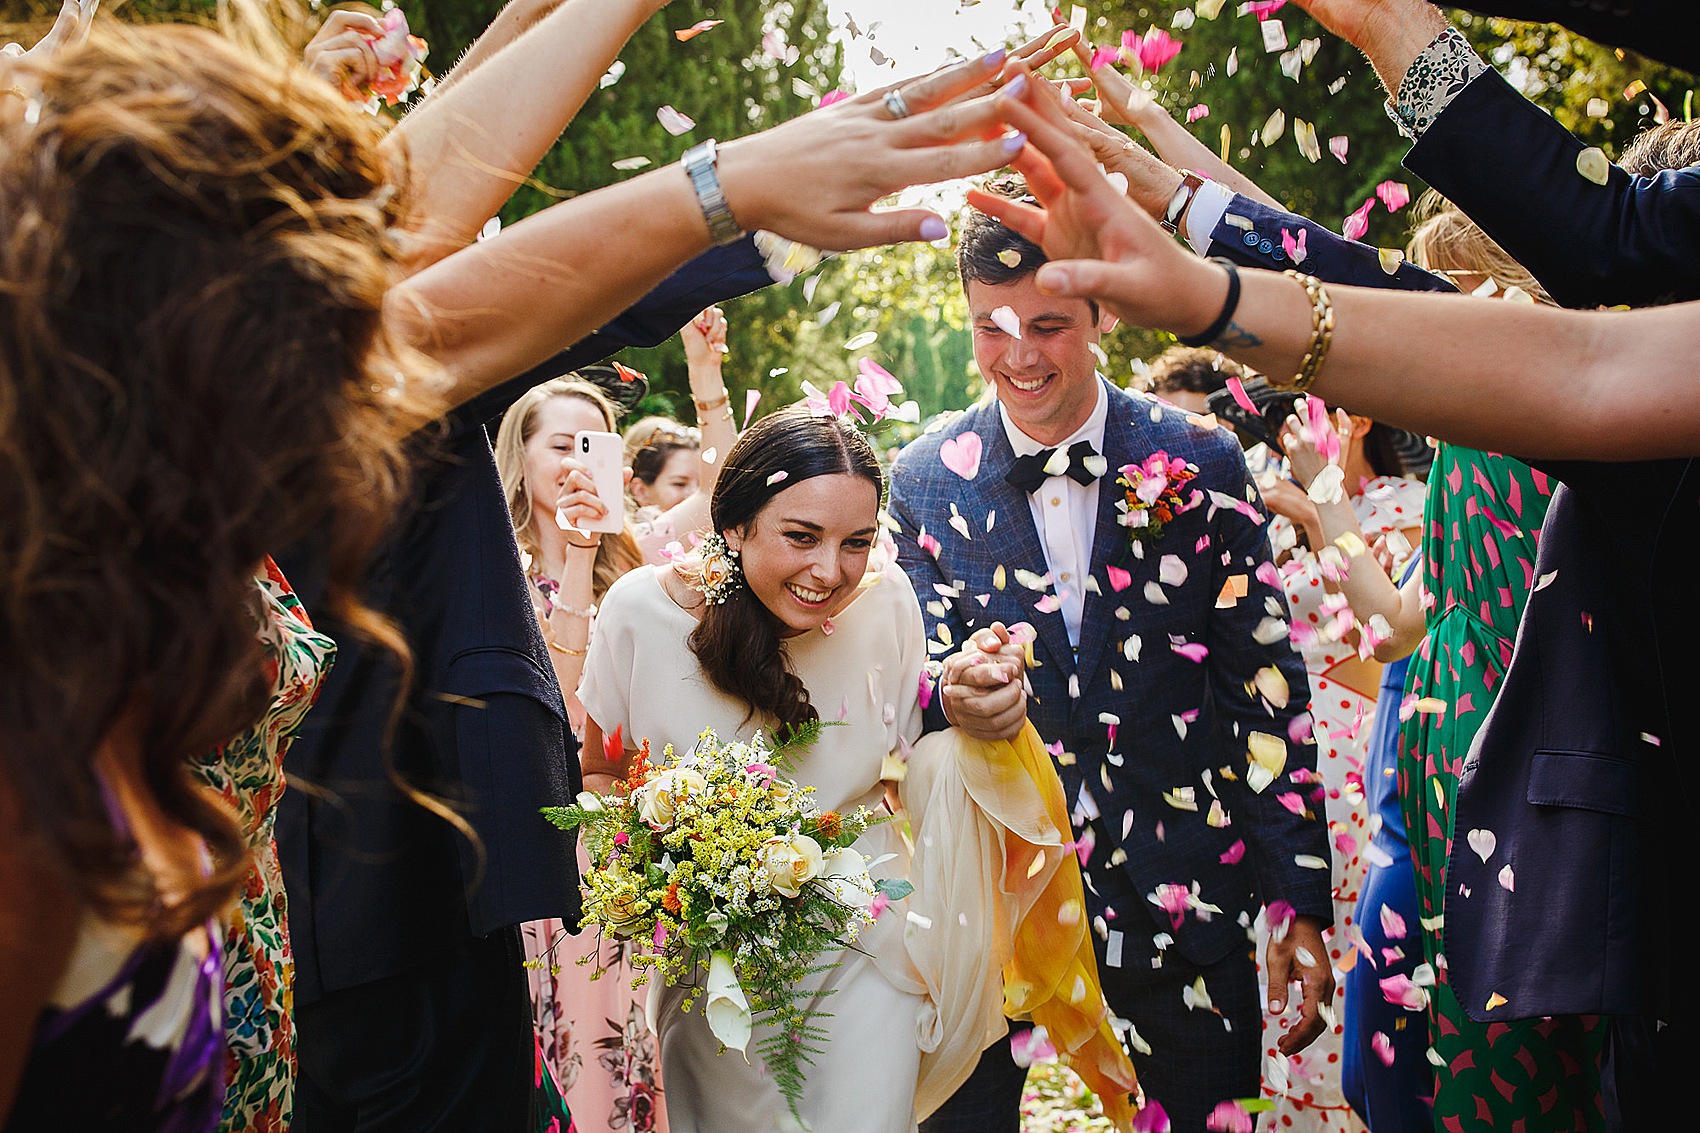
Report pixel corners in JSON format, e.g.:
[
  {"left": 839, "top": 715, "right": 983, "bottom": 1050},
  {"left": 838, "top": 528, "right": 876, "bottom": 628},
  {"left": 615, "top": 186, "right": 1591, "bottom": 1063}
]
[
  {"left": 1002, "top": 72, "right": 1029, "bottom": 98},
  {"left": 919, "top": 216, "right": 949, "bottom": 241},
  {"left": 981, "top": 47, "right": 1007, "bottom": 69},
  {"left": 1001, "top": 131, "right": 1028, "bottom": 155}
]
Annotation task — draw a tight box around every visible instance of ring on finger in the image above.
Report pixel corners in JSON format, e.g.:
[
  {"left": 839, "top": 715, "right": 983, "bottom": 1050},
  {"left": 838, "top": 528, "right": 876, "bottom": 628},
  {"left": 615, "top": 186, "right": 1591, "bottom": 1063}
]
[{"left": 883, "top": 88, "right": 913, "bottom": 120}]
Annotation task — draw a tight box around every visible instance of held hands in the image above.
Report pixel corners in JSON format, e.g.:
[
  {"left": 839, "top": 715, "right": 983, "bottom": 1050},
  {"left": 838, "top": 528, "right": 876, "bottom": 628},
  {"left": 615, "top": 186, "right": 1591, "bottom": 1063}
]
[
  {"left": 1264, "top": 913, "right": 1336, "bottom": 1056},
  {"left": 940, "top": 622, "right": 1028, "bottom": 742}
]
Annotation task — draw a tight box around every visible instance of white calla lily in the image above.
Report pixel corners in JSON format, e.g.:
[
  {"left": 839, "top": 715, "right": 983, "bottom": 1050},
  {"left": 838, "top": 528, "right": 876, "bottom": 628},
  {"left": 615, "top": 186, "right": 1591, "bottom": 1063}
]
[{"left": 704, "top": 950, "right": 752, "bottom": 1053}]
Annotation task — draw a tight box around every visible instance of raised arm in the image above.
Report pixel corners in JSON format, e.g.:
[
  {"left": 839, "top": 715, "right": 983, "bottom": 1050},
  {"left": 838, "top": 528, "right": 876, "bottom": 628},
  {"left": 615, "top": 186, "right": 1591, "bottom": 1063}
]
[
  {"left": 394, "top": 52, "right": 1025, "bottom": 410},
  {"left": 977, "top": 73, "right": 1700, "bottom": 461},
  {"left": 380, "top": 0, "right": 670, "bottom": 273},
  {"left": 1293, "top": 0, "right": 1700, "bottom": 309}
]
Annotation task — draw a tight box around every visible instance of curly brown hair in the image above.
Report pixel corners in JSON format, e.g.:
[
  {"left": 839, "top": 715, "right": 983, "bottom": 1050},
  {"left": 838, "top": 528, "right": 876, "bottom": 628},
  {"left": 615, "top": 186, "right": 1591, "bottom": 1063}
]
[{"left": 0, "top": 21, "right": 439, "bottom": 938}]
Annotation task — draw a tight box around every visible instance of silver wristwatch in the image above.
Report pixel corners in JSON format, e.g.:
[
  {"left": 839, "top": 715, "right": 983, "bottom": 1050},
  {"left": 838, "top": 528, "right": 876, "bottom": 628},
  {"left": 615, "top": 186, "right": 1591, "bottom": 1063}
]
[{"left": 682, "top": 139, "right": 744, "bottom": 247}]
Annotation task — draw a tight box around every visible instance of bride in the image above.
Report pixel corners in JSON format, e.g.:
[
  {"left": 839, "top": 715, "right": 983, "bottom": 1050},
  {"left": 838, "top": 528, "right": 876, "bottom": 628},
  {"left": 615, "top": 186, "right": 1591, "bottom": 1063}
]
[{"left": 576, "top": 406, "right": 1131, "bottom": 1131}]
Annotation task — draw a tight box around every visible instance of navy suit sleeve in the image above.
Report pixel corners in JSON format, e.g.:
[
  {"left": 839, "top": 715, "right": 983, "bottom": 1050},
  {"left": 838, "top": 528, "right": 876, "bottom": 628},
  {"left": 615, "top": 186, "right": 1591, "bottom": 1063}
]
[
  {"left": 1446, "top": 2, "right": 1700, "bottom": 75},
  {"left": 888, "top": 445, "right": 963, "bottom": 737},
  {"left": 1198, "top": 451, "right": 1335, "bottom": 923},
  {"left": 1206, "top": 196, "right": 1454, "bottom": 293},
  {"left": 449, "top": 236, "right": 772, "bottom": 432},
  {"left": 1408, "top": 70, "right": 1700, "bottom": 309}
]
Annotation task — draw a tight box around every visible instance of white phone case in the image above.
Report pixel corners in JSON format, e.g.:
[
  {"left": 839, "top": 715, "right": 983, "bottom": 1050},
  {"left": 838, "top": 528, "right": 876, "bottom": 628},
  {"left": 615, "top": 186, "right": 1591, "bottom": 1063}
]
[{"left": 561, "top": 430, "right": 626, "bottom": 535}]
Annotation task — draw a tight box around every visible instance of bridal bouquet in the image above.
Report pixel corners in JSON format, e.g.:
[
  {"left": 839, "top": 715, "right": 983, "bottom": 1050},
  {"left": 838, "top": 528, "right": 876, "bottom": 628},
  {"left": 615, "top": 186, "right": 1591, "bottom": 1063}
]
[{"left": 544, "top": 727, "right": 909, "bottom": 1113}]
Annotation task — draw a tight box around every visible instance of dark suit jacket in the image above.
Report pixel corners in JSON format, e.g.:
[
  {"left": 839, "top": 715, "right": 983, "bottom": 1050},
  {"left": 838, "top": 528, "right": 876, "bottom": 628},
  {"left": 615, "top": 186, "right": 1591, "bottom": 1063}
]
[
  {"left": 888, "top": 382, "right": 1332, "bottom": 967},
  {"left": 1446, "top": 1, "right": 1700, "bottom": 73},
  {"left": 1212, "top": 83, "right": 1695, "bottom": 1021},
  {"left": 277, "top": 241, "right": 771, "bottom": 1002}
]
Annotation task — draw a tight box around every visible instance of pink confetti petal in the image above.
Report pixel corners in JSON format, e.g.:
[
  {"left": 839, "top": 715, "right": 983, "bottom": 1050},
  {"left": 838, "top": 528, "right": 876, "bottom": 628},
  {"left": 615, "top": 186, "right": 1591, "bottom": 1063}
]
[
  {"left": 939, "top": 433, "right": 983, "bottom": 481},
  {"left": 1281, "top": 226, "right": 1307, "bottom": 265},
  {"left": 1328, "top": 135, "right": 1349, "bottom": 163},
  {"left": 990, "top": 305, "right": 1022, "bottom": 339},
  {"left": 1375, "top": 180, "right": 1411, "bottom": 212},
  {"left": 1379, "top": 903, "right": 1407, "bottom": 940},
  {"left": 1132, "top": 1099, "right": 1171, "bottom": 1133},
  {"left": 1106, "top": 564, "right": 1133, "bottom": 592},
  {"left": 1219, "top": 839, "right": 1245, "bottom": 865},
  {"left": 818, "top": 89, "right": 851, "bottom": 108},
  {"left": 1205, "top": 1100, "right": 1254, "bottom": 1133},
  {"left": 1226, "top": 375, "right": 1258, "bottom": 414},
  {"left": 674, "top": 19, "right": 722, "bottom": 41},
  {"left": 1089, "top": 45, "right": 1121, "bottom": 70},
  {"left": 1244, "top": 0, "right": 1287, "bottom": 17},
  {"left": 1372, "top": 1031, "right": 1396, "bottom": 1066},
  {"left": 1124, "top": 27, "right": 1182, "bottom": 72},
  {"left": 1343, "top": 198, "right": 1376, "bottom": 242},
  {"left": 1379, "top": 973, "right": 1425, "bottom": 1011},
  {"left": 1186, "top": 103, "right": 1210, "bottom": 123},
  {"left": 1171, "top": 641, "right": 1209, "bottom": 663},
  {"left": 657, "top": 105, "right": 696, "bottom": 135}
]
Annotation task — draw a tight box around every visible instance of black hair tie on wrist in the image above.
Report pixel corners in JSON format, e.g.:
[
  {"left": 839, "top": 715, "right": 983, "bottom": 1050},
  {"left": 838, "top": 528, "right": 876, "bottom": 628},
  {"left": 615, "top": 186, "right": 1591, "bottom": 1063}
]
[{"left": 1177, "top": 258, "right": 1241, "bottom": 348}]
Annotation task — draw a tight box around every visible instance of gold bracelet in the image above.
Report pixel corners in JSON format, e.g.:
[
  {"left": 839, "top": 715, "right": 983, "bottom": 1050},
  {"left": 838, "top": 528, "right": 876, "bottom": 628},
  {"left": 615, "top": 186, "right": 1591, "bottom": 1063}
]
[
  {"left": 692, "top": 387, "right": 730, "bottom": 413},
  {"left": 548, "top": 640, "right": 588, "bottom": 656},
  {"left": 1268, "top": 270, "right": 1334, "bottom": 393}
]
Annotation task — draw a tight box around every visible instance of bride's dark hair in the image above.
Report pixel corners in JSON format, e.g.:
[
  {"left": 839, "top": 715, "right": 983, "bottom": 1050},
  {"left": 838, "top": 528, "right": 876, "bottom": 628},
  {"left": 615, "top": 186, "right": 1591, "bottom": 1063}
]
[{"left": 690, "top": 407, "right": 883, "bottom": 735}]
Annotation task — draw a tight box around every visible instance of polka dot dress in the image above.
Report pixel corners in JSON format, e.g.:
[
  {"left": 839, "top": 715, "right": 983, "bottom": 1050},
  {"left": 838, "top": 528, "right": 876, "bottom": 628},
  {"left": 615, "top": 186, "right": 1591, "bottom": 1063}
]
[{"left": 1260, "top": 475, "right": 1426, "bottom": 1133}]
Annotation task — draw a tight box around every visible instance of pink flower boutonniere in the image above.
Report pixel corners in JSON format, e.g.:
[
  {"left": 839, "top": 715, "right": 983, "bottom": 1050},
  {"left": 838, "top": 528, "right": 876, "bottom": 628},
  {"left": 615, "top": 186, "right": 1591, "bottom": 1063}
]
[{"left": 1117, "top": 451, "right": 1201, "bottom": 546}]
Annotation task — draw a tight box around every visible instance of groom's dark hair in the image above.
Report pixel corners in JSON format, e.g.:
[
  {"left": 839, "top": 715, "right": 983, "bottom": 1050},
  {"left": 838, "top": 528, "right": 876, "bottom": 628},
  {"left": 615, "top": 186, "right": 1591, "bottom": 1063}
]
[{"left": 957, "top": 176, "right": 1096, "bottom": 318}]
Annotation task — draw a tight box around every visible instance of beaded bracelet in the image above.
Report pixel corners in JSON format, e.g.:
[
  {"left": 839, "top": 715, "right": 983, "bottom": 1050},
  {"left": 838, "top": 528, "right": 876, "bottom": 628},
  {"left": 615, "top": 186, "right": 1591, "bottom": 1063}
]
[{"left": 1267, "top": 270, "right": 1335, "bottom": 393}]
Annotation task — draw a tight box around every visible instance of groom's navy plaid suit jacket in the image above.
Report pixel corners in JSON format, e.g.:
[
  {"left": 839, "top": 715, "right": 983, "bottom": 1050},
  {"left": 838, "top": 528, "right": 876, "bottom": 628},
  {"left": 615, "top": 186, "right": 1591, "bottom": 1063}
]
[{"left": 889, "top": 380, "right": 1332, "bottom": 966}]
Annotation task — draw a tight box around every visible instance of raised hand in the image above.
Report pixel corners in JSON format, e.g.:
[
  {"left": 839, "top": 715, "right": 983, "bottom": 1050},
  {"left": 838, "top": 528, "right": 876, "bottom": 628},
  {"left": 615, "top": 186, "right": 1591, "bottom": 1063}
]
[
  {"left": 1288, "top": 0, "right": 1448, "bottom": 92},
  {"left": 1, "top": 0, "right": 96, "bottom": 63},
  {"left": 717, "top": 49, "right": 1030, "bottom": 251},
  {"left": 969, "top": 71, "right": 1228, "bottom": 338},
  {"left": 682, "top": 306, "right": 729, "bottom": 368},
  {"left": 301, "top": 9, "right": 385, "bottom": 102}
]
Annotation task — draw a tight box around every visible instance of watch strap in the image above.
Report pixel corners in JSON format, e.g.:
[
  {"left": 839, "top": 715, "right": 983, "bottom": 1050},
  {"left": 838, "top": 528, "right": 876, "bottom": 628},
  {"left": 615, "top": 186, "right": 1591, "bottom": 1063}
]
[
  {"left": 682, "top": 139, "right": 745, "bottom": 247},
  {"left": 1161, "top": 170, "right": 1207, "bottom": 236}
]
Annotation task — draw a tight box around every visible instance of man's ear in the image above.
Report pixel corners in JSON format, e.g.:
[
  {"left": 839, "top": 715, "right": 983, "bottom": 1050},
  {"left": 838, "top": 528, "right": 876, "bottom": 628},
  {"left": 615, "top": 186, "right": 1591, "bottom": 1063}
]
[{"left": 1098, "top": 311, "right": 1119, "bottom": 334}]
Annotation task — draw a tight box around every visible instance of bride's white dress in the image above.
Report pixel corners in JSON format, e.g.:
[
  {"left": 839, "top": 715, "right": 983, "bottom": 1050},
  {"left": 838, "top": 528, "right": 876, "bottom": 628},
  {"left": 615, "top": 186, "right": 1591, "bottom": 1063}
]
[{"left": 579, "top": 562, "right": 932, "bottom": 1133}]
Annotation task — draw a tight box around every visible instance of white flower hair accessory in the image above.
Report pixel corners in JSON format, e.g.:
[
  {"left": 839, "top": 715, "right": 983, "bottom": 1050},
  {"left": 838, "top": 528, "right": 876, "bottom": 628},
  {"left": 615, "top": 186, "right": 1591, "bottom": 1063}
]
[{"left": 693, "top": 531, "right": 743, "bottom": 605}]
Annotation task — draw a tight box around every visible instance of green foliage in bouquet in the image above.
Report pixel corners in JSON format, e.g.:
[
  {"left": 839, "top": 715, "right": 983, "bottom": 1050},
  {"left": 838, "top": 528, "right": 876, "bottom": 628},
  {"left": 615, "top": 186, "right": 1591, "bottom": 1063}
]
[{"left": 543, "top": 728, "right": 911, "bottom": 1119}]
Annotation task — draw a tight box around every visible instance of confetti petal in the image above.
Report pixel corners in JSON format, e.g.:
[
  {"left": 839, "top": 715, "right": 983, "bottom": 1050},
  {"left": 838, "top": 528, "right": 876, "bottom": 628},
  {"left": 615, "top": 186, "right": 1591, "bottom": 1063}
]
[
  {"left": 1576, "top": 147, "right": 1611, "bottom": 186},
  {"left": 990, "top": 305, "right": 1022, "bottom": 339},
  {"left": 939, "top": 433, "right": 982, "bottom": 481},
  {"left": 1328, "top": 135, "right": 1349, "bottom": 163},
  {"left": 611, "top": 156, "right": 651, "bottom": 171},
  {"left": 1343, "top": 198, "right": 1375, "bottom": 242},
  {"left": 657, "top": 105, "right": 696, "bottom": 135},
  {"left": 674, "top": 19, "right": 722, "bottom": 41},
  {"left": 1375, "top": 180, "right": 1411, "bottom": 212},
  {"left": 1466, "top": 828, "right": 1496, "bottom": 862},
  {"left": 843, "top": 331, "right": 877, "bottom": 350}
]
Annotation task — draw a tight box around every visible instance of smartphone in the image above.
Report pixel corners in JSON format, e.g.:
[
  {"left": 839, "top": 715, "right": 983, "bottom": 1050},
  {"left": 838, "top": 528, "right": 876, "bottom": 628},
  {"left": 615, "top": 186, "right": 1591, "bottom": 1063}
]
[{"left": 558, "top": 430, "right": 626, "bottom": 535}]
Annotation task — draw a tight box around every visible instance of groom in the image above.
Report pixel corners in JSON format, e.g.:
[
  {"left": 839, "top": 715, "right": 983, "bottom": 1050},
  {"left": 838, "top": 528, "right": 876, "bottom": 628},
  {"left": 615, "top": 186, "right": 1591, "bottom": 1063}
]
[{"left": 888, "top": 182, "right": 1334, "bottom": 1132}]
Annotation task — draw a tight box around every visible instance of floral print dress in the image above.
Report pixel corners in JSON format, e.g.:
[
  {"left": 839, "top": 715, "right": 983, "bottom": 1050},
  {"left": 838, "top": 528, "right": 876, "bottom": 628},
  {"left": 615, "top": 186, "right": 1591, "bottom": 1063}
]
[{"left": 191, "top": 559, "right": 336, "bottom": 1133}]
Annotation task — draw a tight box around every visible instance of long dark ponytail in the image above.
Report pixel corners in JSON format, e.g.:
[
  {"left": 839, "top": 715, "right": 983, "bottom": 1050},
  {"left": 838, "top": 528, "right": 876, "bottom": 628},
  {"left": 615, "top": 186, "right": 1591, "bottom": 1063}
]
[{"left": 689, "top": 407, "right": 883, "bottom": 735}]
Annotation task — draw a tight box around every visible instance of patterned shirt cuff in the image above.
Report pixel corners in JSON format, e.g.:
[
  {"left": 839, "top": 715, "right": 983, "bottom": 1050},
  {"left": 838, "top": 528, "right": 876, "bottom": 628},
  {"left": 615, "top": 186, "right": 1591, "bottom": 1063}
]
[{"left": 1387, "top": 25, "right": 1487, "bottom": 140}]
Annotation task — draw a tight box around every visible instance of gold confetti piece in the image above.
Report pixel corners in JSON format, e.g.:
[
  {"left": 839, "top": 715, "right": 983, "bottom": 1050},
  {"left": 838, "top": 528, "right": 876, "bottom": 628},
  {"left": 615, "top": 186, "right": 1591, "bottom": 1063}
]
[
  {"left": 996, "top": 249, "right": 1022, "bottom": 268},
  {"left": 1334, "top": 531, "right": 1368, "bottom": 558},
  {"left": 1378, "top": 247, "right": 1405, "bottom": 274},
  {"left": 1576, "top": 147, "right": 1611, "bottom": 186},
  {"left": 1485, "top": 992, "right": 1508, "bottom": 1012},
  {"left": 612, "top": 156, "right": 651, "bottom": 170},
  {"left": 1625, "top": 79, "right": 1648, "bottom": 98},
  {"left": 1262, "top": 108, "right": 1286, "bottom": 146},
  {"left": 1109, "top": 848, "right": 1128, "bottom": 866},
  {"left": 1294, "top": 118, "right": 1320, "bottom": 163},
  {"left": 1057, "top": 899, "right": 1082, "bottom": 926},
  {"left": 1196, "top": 0, "right": 1228, "bottom": 16},
  {"left": 992, "top": 564, "right": 1006, "bottom": 590},
  {"left": 1026, "top": 850, "right": 1048, "bottom": 879},
  {"left": 1206, "top": 799, "right": 1228, "bottom": 827}
]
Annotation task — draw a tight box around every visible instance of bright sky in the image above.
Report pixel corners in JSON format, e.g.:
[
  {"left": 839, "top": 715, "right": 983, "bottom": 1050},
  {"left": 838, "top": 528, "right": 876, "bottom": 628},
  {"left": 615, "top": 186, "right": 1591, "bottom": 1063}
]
[{"left": 827, "top": 0, "right": 1053, "bottom": 90}]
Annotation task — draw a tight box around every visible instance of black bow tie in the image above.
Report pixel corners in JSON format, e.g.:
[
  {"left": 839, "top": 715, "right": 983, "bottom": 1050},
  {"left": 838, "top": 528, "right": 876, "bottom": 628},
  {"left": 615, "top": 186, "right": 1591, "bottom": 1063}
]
[{"left": 1004, "top": 440, "right": 1103, "bottom": 494}]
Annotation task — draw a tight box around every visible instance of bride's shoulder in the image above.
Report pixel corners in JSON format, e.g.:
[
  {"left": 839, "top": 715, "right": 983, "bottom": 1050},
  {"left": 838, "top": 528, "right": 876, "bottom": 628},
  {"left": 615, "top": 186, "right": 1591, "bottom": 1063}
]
[
  {"left": 598, "top": 564, "right": 670, "bottom": 619},
  {"left": 849, "top": 558, "right": 919, "bottom": 618}
]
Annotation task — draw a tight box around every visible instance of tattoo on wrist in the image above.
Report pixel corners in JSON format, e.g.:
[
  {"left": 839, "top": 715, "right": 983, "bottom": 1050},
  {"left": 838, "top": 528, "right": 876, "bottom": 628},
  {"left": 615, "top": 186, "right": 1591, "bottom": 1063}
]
[{"left": 1215, "top": 320, "right": 1264, "bottom": 349}]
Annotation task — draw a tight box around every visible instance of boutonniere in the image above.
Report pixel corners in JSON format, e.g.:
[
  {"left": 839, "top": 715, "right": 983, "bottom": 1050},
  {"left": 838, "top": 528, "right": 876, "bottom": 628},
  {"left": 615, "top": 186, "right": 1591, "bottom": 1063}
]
[{"left": 1117, "top": 451, "right": 1201, "bottom": 546}]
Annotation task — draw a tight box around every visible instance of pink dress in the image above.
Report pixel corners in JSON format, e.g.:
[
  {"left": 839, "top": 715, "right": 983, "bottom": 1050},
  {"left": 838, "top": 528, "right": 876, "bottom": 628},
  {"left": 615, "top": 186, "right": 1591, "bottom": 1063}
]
[
  {"left": 521, "top": 574, "right": 668, "bottom": 1133},
  {"left": 1260, "top": 475, "right": 1426, "bottom": 1133}
]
